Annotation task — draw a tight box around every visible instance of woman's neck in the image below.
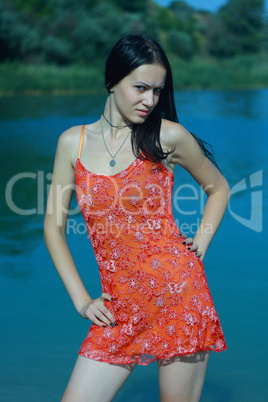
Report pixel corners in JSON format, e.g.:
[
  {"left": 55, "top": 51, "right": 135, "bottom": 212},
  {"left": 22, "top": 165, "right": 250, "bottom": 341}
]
[{"left": 103, "top": 96, "right": 132, "bottom": 139}]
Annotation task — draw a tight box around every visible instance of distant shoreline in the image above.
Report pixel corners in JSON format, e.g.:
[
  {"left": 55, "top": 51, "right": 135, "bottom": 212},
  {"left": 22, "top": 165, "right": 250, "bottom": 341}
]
[
  {"left": 1, "top": 55, "right": 268, "bottom": 96},
  {"left": 1, "top": 85, "right": 268, "bottom": 97}
]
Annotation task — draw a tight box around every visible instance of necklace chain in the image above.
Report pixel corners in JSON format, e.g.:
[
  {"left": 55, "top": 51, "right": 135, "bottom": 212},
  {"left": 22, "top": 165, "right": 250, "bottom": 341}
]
[
  {"left": 102, "top": 113, "right": 132, "bottom": 129},
  {"left": 101, "top": 118, "right": 131, "bottom": 167}
]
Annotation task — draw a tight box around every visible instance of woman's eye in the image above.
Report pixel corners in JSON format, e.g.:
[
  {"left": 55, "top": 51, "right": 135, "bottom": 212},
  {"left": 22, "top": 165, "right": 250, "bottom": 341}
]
[{"left": 135, "top": 86, "right": 163, "bottom": 93}]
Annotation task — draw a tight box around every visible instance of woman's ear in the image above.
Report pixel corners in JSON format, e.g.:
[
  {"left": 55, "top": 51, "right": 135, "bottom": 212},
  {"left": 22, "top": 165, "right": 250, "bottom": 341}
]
[{"left": 106, "top": 83, "right": 115, "bottom": 93}]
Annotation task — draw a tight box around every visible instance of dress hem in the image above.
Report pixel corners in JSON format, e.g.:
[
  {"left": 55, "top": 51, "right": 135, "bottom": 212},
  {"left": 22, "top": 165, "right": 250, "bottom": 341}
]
[{"left": 78, "top": 345, "right": 227, "bottom": 366}]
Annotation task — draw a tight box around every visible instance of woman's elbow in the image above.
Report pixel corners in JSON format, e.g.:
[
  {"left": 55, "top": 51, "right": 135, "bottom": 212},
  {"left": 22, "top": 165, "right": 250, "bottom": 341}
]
[
  {"left": 222, "top": 177, "right": 231, "bottom": 202},
  {"left": 43, "top": 218, "right": 52, "bottom": 245},
  {"left": 43, "top": 215, "right": 65, "bottom": 244}
]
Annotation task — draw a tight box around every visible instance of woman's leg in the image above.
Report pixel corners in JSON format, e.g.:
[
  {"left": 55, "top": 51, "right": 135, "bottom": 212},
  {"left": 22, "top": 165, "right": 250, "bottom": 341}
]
[
  {"left": 157, "top": 351, "right": 210, "bottom": 402},
  {"left": 62, "top": 355, "right": 136, "bottom": 402}
]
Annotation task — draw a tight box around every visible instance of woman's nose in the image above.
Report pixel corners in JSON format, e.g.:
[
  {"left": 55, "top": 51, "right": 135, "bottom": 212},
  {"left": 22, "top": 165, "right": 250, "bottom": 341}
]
[{"left": 143, "top": 91, "right": 154, "bottom": 107}]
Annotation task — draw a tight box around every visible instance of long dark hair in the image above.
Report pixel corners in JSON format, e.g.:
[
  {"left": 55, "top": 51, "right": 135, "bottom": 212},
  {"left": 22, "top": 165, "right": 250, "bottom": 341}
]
[{"left": 105, "top": 34, "right": 219, "bottom": 170}]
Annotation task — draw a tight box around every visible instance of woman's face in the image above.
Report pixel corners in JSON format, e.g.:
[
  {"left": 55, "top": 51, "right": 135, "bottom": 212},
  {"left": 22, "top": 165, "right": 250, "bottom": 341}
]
[{"left": 111, "top": 63, "right": 166, "bottom": 124}]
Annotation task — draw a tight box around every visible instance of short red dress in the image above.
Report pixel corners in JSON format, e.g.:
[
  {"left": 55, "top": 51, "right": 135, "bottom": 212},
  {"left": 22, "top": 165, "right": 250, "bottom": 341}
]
[{"left": 75, "top": 125, "right": 227, "bottom": 366}]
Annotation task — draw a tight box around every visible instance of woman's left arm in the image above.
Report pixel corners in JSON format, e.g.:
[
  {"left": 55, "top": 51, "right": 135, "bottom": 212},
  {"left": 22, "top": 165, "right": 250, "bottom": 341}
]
[{"left": 163, "top": 121, "right": 231, "bottom": 261}]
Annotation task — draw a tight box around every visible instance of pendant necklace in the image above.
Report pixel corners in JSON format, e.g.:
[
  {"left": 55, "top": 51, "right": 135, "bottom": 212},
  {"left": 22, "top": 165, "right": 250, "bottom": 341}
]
[
  {"left": 102, "top": 113, "right": 132, "bottom": 129},
  {"left": 101, "top": 117, "right": 131, "bottom": 167}
]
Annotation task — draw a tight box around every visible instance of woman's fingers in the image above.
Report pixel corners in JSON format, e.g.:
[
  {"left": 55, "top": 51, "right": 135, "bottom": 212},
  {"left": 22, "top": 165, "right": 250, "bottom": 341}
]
[
  {"left": 99, "top": 293, "right": 118, "bottom": 325},
  {"left": 188, "top": 242, "right": 198, "bottom": 251},
  {"left": 101, "top": 292, "right": 113, "bottom": 302},
  {"left": 96, "top": 305, "right": 118, "bottom": 327},
  {"left": 185, "top": 237, "right": 193, "bottom": 245},
  {"left": 93, "top": 310, "right": 118, "bottom": 328},
  {"left": 182, "top": 237, "right": 203, "bottom": 258},
  {"left": 92, "top": 314, "right": 109, "bottom": 327},
  {"left": 84, "top": 295, "right": 118, "bottom": 327},
  {"left": 88, "top": 307, "right": 116, "bottom": 327},
  {"left": 194, "top": 251, "right": 202, "bottom": 258},
  {"left": 182, "top": 237, "right": 193, "bottom": 247}
]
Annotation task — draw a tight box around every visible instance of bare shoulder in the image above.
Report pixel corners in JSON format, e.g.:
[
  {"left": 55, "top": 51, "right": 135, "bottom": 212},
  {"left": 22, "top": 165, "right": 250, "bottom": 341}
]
[
  {"left": 57, "top": 121, "right": 100, "bottom": 169},
  {"left": 59, "top": 125, "right": 81, "bottom": 142},
  {"left": 160, "top": 119, "right": 191, "bottom": 151},
  {"left": 160, "top": 118, "right": 212, "bottom": 175},
  {"left": 160, "top": 119, "right": 198, "bottom": 165},
  {"left": 57, "top": 125, "right": 83, "bottom": 168},
  {"left": 160, "top": 119, "right": 229, "bottom": 193}
]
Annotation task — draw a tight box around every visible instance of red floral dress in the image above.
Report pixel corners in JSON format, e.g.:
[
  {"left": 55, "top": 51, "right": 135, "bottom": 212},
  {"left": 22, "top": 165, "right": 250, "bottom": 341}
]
[{"left": 75, "top": 126, "right": 227, "bottom": 366}]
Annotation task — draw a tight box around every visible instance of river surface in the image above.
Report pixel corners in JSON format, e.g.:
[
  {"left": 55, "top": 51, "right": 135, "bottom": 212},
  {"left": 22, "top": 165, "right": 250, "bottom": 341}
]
[{"left": 0, "top": 89, "right": 267, "bottom": 401}]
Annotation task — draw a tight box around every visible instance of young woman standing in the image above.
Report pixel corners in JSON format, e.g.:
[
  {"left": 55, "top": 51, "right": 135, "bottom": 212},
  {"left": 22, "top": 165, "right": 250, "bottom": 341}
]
[{"left": 44, "top": 34, "right": 229, "bottom": 401}]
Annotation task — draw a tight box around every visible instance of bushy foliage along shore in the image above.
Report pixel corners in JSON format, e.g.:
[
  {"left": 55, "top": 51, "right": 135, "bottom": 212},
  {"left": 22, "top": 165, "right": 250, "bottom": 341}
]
[{"left": 0, "top": 0, "right": 267, "bottom": 94}]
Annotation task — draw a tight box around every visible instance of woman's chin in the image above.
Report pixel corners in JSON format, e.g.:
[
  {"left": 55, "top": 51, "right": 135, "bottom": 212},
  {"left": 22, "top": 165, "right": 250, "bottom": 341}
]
[{"left": 131, "top": 115, "right": 148, "bottom": 125}]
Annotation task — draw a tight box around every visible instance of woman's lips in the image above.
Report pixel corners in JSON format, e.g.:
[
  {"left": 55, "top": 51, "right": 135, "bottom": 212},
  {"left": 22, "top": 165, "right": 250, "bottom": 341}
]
[{"left": 137, "top": 109, "right": 149, "bottom": 117}]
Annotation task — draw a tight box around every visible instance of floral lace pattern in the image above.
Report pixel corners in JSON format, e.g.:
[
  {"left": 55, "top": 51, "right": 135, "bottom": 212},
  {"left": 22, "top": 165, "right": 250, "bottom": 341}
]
[{"left": 75, "top": 157, "right": 227, "bottom": 366}]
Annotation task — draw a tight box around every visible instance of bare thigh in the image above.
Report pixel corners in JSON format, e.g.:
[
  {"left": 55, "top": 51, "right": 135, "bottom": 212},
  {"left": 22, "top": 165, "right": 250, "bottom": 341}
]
[
  {"left": 61, "top": 355, "right": 136, "bottom": 402},
  {"left": 157, "top": 351, "right": 210, "bottom": 402}
]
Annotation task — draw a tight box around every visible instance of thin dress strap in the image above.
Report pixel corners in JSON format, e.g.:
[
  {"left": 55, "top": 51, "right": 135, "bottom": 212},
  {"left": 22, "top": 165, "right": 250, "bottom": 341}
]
[{"left": 77, "top": 125, "right": 85, "bottom": 160}]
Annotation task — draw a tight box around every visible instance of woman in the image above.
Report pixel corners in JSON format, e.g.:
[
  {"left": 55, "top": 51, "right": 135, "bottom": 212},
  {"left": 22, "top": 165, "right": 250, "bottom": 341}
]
[{"left": 44, "top": 34, "right": 230, "bottom": 401}]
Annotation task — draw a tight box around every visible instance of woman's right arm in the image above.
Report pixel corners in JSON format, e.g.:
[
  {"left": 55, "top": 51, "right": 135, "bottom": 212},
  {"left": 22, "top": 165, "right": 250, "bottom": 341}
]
[{"left": 43, "top": 127, "right": 116, "bottom": 327}]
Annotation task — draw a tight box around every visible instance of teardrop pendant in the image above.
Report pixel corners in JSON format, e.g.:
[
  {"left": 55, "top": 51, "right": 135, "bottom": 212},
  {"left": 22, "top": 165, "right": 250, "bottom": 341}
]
[{"left": 110, "top": 160, "right": 116, "bottom": 167}]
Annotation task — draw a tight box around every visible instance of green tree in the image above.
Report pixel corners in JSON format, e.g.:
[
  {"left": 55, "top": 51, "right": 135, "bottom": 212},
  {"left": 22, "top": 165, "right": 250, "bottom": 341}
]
[
  {"left": 0, "top": 3, "right": 40, "bottom": 62},
  {"left": 169, "top": 1, "right": 195, "bottom": 21},
  {"left": 166, "top": 30, "right": 193, "bottom": 59},
  {"left": 12, "top": 0, "right": 58, "bottom": 17},
  {"left": 217, "top": 0, "right": 265, "bottom": 54},
  {"left": 155, "top": 6, "right": 182, "bottom": 31},
  {"left": 206, "top": 21, "right": 239, "bottom": 58},
  {"left": 110, "top": 0, "right": 149, "bottom": 13},
  {"left": 42, "top": 35, "right": 71, "bottom": 64}
]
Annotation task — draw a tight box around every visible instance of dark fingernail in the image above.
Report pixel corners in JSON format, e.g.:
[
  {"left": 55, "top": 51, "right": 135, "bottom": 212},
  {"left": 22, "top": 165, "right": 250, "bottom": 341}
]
[
  {"left": 187, "top": 247, "right": 191, "bottom": 250},
  {"left": 114, "top": 321, "right": 118, "bottom": 326},
  {"left": 111, "top": 298, "right": 113, "bottom": 302},
  {"left": 183, "top": 241, "right": 186, "bottom": 245},
  {"left": 179, "top": 233, "right": 183, "bottom": 236},
  {"left": 195, "top": 252, "right": 198, "bottom": 255},
  {"left": 102, "top": 325, "right": 107, "bottom": 327},
  {"left": 110, "top": 323, "right": 114, "bottom": 327}
]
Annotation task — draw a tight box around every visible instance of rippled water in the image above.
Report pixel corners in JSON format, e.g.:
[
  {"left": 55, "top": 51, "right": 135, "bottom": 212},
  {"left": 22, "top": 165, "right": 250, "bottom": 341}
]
[{"left": 1, "top": 89, "right": 267, "bottom": 401}]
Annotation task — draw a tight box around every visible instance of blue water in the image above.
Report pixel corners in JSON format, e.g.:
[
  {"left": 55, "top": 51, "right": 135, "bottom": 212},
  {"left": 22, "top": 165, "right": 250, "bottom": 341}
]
[{"left": 0, "top": 90, "right": 267, "bottom": 401}]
